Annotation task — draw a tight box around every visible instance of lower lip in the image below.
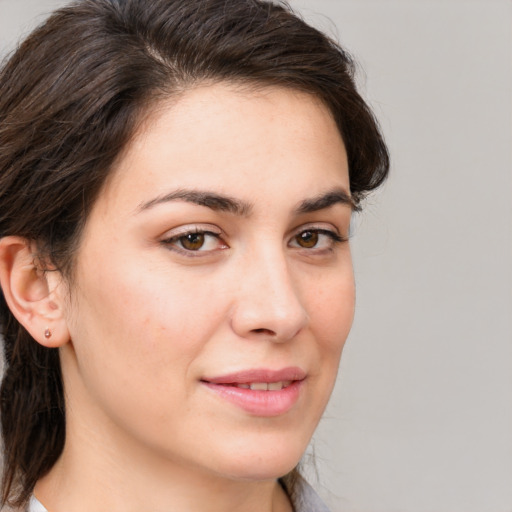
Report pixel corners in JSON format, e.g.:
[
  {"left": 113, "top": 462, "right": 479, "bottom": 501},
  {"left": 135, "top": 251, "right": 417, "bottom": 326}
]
[{"left": 202, "top": 380, "right": 303, "bottom": 417}]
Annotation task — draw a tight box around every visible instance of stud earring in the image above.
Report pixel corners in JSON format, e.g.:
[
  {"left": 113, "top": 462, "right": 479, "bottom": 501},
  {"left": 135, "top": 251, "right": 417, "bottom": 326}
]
[{"left": 44, "top": 328, "right": 52, "bottom": 339}]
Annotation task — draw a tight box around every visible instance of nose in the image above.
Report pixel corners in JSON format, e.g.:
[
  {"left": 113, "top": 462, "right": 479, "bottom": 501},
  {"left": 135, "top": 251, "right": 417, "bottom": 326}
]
[{"left": 230, "top": 250, "right": 308, "bottom": 342}]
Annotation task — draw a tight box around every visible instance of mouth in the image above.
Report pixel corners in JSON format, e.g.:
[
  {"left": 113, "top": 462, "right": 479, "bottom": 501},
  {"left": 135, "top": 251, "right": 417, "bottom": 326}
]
[
  {"left": 203, "top": 366, "right": 306, "bottom": 385},
  {"left": 201, "top": 367, "right": 306, "bottom": 417},
  {"left": 223, "top": 381, "right": 293, "bottom": 391}
]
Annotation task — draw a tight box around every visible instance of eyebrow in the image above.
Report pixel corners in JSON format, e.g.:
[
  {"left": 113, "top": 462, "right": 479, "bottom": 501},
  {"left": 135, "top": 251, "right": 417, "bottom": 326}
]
[
  {"left": 294, "top": 188, "right": 356, "bottom": 214},
  {"left": 137, "top": 186, "right": 355, "bottom": 216},
  {"left": 138, "top": 189, "right": 253, "bottom": 216}
]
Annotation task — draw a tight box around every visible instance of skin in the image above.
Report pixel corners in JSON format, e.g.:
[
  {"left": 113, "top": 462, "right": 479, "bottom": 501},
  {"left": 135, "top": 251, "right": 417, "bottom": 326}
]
[{"left": 7, "top": 84, "right": 355, "bottom": 511}]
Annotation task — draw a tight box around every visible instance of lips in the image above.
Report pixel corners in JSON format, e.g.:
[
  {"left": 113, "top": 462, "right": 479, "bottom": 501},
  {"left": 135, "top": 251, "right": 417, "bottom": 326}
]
[
  {"left": 201, "top": 367, "right": 306, "bottom": 416},
  {"left": 203, "top": 367, "right": 306, "bottom": 385}
]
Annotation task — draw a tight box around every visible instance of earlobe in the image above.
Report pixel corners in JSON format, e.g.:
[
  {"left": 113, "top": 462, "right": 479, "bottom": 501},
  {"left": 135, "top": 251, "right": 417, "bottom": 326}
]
[{"left": 0, "top": 236, "right": 70, "bottom": 348}]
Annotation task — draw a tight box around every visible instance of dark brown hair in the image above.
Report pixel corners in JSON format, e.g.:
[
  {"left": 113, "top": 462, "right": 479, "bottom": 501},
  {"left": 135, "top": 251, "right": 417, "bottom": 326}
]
[{"left": 0, "top": 0, "right": 389, "bottom": 507}]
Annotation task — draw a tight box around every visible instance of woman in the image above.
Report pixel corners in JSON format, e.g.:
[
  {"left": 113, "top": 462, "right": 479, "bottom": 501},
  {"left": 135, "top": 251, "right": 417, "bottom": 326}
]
[{"left": 0, "top": 0, "right": 389, "bottom": 510}]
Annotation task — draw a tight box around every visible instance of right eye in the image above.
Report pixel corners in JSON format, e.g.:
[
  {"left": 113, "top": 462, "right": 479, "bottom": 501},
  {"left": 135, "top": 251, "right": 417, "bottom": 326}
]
[{"left": 161, "top": 228, "right": 228, "bottom": 256}]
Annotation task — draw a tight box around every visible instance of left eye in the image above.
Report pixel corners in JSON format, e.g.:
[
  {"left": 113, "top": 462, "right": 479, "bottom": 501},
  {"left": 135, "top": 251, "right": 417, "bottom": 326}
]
[
  {"left": 163, "top": 231, "right": 226, "bottom": 252},
  {"left": 289, "top": 229, "right": 344, "bottom": 250}
]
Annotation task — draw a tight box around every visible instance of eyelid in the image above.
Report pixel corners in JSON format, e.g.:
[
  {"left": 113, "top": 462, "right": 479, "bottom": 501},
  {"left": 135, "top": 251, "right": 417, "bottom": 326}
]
[
  {"left": 160, "top": 223, "right": 223, "bottom": 239},
  {"left": 290, "top": 223, "right": 346, "bottom": 240}
]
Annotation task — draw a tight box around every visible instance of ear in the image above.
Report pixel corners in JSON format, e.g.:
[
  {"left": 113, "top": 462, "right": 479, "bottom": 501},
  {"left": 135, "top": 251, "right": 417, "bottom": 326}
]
[{"left": 0, "top": 236, "right": 70, "bottom": 348}]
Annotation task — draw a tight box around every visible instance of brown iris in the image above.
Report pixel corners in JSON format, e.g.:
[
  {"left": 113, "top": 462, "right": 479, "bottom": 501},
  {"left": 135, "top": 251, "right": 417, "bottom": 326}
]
[
  {"left": 180, "top": 232, "right": 205, "bottom": 250},
  {"left": 296, "top": 230, "right": 318, "bottom": 248}
]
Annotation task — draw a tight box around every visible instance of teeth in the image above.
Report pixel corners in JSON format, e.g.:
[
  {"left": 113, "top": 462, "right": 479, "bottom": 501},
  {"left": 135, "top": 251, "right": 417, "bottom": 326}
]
[
  {"left": 250, "top": 382, "right": 268, "bottom": 391},
  {"left": 233, "top": 381, "right": 293, "bottom": 391}
]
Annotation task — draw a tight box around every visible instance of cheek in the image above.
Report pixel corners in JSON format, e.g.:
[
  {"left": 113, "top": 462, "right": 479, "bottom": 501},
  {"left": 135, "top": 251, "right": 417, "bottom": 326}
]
[
  {"left": 67, "top": 258, "right": 227, "bottom": 380},
  {"left": 309, "top": 269, "right": 355, "bottom": 354},
  {"left": 296, "top": 268, "right": 354, "bottom": 430},
  {"left": 63, "top": 264, "right": 211, "bottom": 434}
]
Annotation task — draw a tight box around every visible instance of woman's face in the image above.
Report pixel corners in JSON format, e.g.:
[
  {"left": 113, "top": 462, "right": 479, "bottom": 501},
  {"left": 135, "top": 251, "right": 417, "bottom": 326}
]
[{"left": 59, "top": 83, "right": 355, "bottom": 481}]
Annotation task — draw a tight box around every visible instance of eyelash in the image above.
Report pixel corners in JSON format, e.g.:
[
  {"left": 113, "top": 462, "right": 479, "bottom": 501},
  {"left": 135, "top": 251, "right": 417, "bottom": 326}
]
[
  {"left": 161, "top": 226, "right": 346, "bottom": 257},
  {"left": 289, "top": 228, "right": 346, "bottom": 251}
]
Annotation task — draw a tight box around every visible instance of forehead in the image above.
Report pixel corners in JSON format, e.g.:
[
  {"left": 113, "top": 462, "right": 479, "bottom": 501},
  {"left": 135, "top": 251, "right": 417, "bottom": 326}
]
[{"left": 98, "top": 83, "right": 349, "bottom": 215}]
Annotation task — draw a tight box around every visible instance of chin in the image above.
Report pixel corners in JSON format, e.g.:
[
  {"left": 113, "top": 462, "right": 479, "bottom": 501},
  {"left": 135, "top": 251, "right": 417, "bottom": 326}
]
[{"left": 209, "top": 435, "right": 307, "bottom": 482}]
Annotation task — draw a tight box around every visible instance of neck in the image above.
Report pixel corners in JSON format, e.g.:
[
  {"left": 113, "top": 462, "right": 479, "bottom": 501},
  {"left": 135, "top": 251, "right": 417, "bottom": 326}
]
[{"left": 34, "top": 410, "right": 293, "bottom": 512}]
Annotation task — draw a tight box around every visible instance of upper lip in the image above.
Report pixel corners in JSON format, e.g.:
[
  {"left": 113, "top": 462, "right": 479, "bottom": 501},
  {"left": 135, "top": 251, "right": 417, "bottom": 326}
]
[{"left": 202, "top": 367, "right": 307, "bottom": 384}]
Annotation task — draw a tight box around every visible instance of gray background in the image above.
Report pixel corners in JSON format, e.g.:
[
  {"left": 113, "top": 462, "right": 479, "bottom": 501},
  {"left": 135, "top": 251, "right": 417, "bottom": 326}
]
[{"left": 1, "top": 1, "right": 511, "bottom": 511}]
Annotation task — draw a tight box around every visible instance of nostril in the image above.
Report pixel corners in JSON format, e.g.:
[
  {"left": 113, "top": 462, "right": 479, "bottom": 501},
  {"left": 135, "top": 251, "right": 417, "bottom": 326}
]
[{"left": 252, "top": 328, "right": 275, "bottom": 336}]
